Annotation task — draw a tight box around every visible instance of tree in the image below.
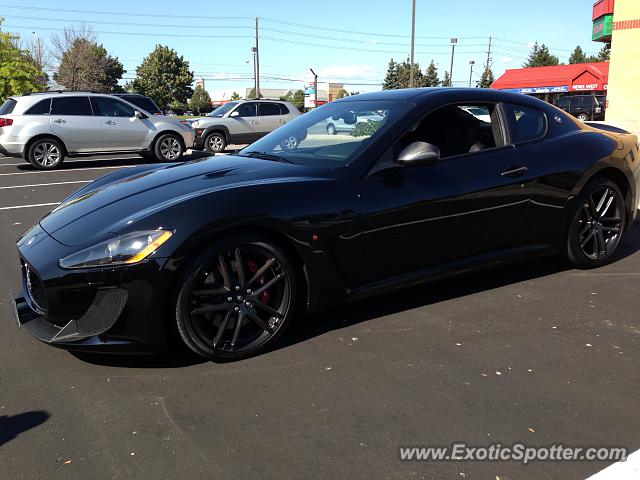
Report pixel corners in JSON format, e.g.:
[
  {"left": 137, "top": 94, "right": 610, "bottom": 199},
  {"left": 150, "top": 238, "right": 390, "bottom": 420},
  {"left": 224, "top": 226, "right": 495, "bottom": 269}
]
[
  {"left": 382, "top": 58, "right": 399, "bottom": 90},
  {"left": 569, "top": 45, "right": 588, "bottom": 64},
  {"left": 131, "top": 45, "right": 193, "bottom": 109},
  {"left": 51, "top": 26, "right": 124, "bottom": 92},
  {"left": 596, "top": 44, "right": 610, "bottom": 62},
  {"left": 291, "top": 90, "right": 305, "bottom": 111},
  {"left": 523, "top": 42, "right": 560, "bottom": 67},
  {"left": 441, "top": 71, "right": 451, "bottom": 87},
  {"left": 477, "top": 66, "right": 495, "bottom": 88},
  {"left": 0, "top": 20, "right": 46, "bottom": 102},
  {"left": 230, "top": 91, "right": 241, "bottom": 101},
  {"left": 189, "top": 84, "right": 212, "bottom": 114},
  {"left": 423, "top": 60, "right": 440, "bottom": 87},
  {"left": 335, "top": 88, "right": 349, "bottom": 99},
  {"left": 247, "top": 87, "right": 262, "bottom": 99},
  {"left": 396, "top": 59, "right": 424, "bottom": 88}
]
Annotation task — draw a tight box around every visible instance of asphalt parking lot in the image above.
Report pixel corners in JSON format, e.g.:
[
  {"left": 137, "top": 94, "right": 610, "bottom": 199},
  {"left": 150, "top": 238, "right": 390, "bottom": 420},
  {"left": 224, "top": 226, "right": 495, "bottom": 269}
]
[{"left": 1, "top": 153, "right": 639, "bottom": 480}]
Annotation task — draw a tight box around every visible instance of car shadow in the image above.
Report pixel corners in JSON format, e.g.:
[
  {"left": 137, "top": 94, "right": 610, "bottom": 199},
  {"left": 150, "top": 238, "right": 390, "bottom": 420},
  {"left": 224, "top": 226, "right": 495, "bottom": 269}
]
[
  {"left": 69, "top": 349, "right": 208, "bottom": 369},
  {"left": 0, "top": 411, "right": 50, "bottom": 447},
  {"left": 277, "top": 218, "right": 640, "bottom": 353}
]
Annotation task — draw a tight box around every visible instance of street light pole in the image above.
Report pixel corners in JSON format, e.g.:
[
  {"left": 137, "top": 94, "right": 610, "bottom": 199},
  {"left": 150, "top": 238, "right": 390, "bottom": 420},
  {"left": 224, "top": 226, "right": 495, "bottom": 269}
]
[
  {"left": 309, "top": 68, "right": 318, "bottom": 108},
  {"left": 255, "top": 17, "right": 261, "bottom": 98},
  {"left": 468, "top": 60, "right": 475, "bottom": 87},
  {"left": 251, "top": 47, "right": 257, "bottom": 98},
  {"left": 409, "top": 0, "right": 416, "bottom": 88},
  {"left": 449, "top": 37, "right": 457, "bottom": 87}
]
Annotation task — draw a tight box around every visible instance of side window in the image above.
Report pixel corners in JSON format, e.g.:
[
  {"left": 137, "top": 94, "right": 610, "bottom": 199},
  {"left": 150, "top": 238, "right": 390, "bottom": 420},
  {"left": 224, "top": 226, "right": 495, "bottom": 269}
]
[
  {"left": 51, "top": 97, "right": 93, "bottom": 116},
  {"left": 258, "top": 103, "right": 281, "bottom": 116},
  {"left": 396, "top": 103, "right": 502, "bottom": 159},
  {"left": 570, "top": 97, "right": 581, "bottom": 109},
  {"left": 555, "top": 97, "right": 569, "bottom": 109},
  {"left": 279, "top": 103, "right": 291, "bottom": 115},
  {"left": 503, "top": 103, "right": 547, "bottom": 144},
  {"left": 25, "top": 99, "right": 51, "bottom": 115},
  {"left": 235, "top": 103, "right": 257, "bottom": 117},
  {"left": 92, "top": 97, "right": 135, "bottom": 117}
]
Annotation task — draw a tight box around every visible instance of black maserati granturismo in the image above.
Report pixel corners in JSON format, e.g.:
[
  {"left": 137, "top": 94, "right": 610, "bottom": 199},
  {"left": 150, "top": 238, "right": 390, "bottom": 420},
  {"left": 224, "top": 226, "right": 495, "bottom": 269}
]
[{"left": 11, "top": 88, "right": 640, "bottom": 361}]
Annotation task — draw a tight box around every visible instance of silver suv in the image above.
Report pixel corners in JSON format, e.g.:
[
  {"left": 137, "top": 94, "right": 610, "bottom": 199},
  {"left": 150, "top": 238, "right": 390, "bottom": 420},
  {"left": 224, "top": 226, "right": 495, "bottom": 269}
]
[
  {"left": 0, "top": 92, "right": 195, "bottom": 169},
  {"left": 191, "top": 99, "right": 300, "bottom": 153}
]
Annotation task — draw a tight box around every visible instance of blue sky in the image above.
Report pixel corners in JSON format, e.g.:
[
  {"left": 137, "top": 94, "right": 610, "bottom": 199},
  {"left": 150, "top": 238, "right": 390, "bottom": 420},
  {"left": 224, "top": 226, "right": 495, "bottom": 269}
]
[{"left": 4, "top": 0, "right": 601, "bottom": 99}]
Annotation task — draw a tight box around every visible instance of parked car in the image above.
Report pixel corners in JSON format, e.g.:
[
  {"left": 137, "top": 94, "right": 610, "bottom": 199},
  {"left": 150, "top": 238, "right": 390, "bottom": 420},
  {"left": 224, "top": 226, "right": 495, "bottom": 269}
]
[
  {"left": 190, "top": 99, "right": 300, "bottom": 153},
  {"left": 0, "top": 91, "right": 194, "bottom": 169},
  {"left": 325, "top": 110, "right": 385, "bottom": 135},
  {"left": 112, "top": 93, "right": 162, "bottom": 116},
  {"left": 11, "top": 88, "right": 639, "bottom": 361},
  {"left": 554, "top": 95, "right": 606, "bottom": 121}
]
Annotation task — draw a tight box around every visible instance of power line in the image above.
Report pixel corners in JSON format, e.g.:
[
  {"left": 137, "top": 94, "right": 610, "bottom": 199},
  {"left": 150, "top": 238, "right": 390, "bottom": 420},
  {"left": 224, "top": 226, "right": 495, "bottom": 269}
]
[{"left": 2, "top": 24, "right": 253, "bottom": 39}]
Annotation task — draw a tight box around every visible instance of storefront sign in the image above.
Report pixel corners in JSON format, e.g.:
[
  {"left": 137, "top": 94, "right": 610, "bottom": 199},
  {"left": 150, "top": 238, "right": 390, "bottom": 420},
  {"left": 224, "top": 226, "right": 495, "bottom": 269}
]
[
  {"left": 593, "top": 14, "right": 614, "bottom": 41},
  {"left": 519, "top": 86, "right": 569, "bottom": 94}
]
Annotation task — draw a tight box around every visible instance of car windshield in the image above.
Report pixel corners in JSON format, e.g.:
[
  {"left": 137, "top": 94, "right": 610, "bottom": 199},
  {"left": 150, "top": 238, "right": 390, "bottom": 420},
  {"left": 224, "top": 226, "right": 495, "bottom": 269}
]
[
  {"left": 207, "top": 102, "right": 239, "bottom": 117},
  {"left": 240, "top": 100, "right": 411, "bottom": 167}
]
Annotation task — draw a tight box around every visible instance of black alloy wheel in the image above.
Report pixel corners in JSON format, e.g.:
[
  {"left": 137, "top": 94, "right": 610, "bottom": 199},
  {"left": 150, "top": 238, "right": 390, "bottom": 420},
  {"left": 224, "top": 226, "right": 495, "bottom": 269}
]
[
  {"left": 567, "top": 179, "right": 626, "bottom": 268},
  {"left": 175, "top": 237, "right": 296, "bottom": 361}
]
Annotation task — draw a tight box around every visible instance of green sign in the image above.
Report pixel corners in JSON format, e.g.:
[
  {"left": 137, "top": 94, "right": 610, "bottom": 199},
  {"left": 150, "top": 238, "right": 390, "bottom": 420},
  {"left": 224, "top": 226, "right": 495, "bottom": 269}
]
[{"left": 592, "top": 14, "right": 613, "bottom": 41}]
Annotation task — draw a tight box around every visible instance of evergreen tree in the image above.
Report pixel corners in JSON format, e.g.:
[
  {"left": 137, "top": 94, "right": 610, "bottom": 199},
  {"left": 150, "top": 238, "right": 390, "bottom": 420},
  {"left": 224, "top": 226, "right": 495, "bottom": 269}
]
[
  {"left": 441, "top": 71, "right": 451, "bottom": 87},
  {"left": 423, "top": 60, "right": 440, "bottom": 87},
  {"left": 230, "top": 91, "right": 241, "bottom": 100},
  {"left": 477, "top": 67, "right": 495, "bottom": 88},
  {"left": 189, "top": 85, "right": 212, "bottom": 115},
  {"left": 523, "top": 42, "right": 560, "bottom": 67},
  {"left": 382, "top": 58, "right": 399, "bottom": 90},
  {"left": 568, "top": 45, "right": 588, "bottom": 64},
  {"left": 335, "top": 88, "right": 349, "bottom": 99},
  {"left": 596, "top": 44, "right": 611, "bottom": 61}
]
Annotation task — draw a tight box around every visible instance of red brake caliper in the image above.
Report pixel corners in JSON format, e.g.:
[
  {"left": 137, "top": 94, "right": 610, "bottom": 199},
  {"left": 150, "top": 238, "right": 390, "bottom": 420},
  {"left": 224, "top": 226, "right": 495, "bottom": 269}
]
[{"left": 247, "top": 260, "right": 270, "bottom": 304}]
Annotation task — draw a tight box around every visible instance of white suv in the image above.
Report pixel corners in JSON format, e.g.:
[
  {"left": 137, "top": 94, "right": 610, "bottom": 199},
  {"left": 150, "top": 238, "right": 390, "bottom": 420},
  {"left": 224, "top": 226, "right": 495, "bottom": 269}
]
[{"left": 0, "top": 92, "right": 195, "bottom": 169}]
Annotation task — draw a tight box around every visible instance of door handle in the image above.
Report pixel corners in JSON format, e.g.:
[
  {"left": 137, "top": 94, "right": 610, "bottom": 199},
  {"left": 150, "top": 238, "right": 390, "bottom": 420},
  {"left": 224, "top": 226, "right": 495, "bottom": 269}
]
[
  {"left": 53, "top": 119, "right": 65, "bottom": 124},
  {"left": 501, "top": 166, "right": 528, "bottom": 178},
  {"left": 105, "top": 120, "right": 116, "bottom": 125},
  {"left": 249, "top": 120, "right": 257, "bottom": 125},
  {"left": 279, "top": 119, "right": 286, "bottom": 124}
]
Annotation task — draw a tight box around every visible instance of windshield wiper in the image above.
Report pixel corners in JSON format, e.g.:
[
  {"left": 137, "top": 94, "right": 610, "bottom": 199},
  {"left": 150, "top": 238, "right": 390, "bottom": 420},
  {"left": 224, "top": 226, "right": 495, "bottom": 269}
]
[{"left": 239, "top": 151, "right": 293, "bottom": 163}]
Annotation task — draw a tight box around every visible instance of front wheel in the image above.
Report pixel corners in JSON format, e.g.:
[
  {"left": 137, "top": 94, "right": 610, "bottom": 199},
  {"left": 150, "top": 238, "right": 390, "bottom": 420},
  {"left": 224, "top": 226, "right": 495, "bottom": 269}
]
[
  {"left": 577, "top": 113, "right": 589, "bottom": 122},
  {"left": 566, "top": 179, "right": 626, "bottom": 268},
  {"left": 154, "top": 134, "right": 184, "bottom": 161},
  {"left": 174, "top": 236, "right": 297, "bottom": 361},
  {"left": 326, "top": 123, "right": 337, "bottom": 135},
  {"left": 205, "top": 132, "right": 226, "bottom": 153},
  {"left": 27, "top": 138, "right": 65, "bottom": 170}
]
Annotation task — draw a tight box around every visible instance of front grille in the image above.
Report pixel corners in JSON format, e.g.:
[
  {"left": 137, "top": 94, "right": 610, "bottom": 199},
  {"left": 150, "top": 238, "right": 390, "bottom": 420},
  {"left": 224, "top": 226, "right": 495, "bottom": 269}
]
[{"left": 24, "top": 264, "right": 47, "bottom": 315}]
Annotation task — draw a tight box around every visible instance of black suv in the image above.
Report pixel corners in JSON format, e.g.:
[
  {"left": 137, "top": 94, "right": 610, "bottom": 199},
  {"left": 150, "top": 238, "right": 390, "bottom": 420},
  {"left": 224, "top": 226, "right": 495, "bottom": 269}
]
[
  {"left": 554, "top": 95, "right": 606, "bottom": 121},
  {"left": 112, "top": 94, "right": 162, "bottom": 116}
]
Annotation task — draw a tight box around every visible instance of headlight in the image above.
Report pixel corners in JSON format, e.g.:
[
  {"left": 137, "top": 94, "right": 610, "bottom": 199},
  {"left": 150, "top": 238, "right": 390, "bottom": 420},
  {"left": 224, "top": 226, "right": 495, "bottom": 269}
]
[
  {"left": 191, "top": 120, "right": 199, "bottom": 127},
  {"left": 59, "top": 230, "right": 173, "bottom": 269}
]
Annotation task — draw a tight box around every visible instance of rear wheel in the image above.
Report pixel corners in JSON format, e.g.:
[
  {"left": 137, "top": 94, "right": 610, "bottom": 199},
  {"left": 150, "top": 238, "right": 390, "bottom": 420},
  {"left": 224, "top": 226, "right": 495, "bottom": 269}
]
[
  {"left": 205, "top": 132, "right": 226, "bottom": 153},
  {"left": 174, "top": 235, "right": 297, "bottom": 361},
  {"left": 326, "top": 123, "right": 337, "bottom": 135},
  {"left": 154, "top": 134, "right": 184, "bottom": 161},
  {"left": 566, "top": 179, "right": 626, "bottom": 268},
  {"left": 27, "top": 138, "right": 64, "bottom": 170}
]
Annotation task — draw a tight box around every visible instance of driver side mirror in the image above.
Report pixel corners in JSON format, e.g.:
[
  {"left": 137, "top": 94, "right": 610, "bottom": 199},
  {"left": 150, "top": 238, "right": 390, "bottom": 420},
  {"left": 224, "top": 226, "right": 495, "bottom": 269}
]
[
  {"left": 230, "top": 111, "right": 240, "bottom": 117},
  {"left": 134, "top": 110, "right": 147, "bottom": 120},
  {"left": 396, "top": 141, "right": 440, "bottom": 166}
]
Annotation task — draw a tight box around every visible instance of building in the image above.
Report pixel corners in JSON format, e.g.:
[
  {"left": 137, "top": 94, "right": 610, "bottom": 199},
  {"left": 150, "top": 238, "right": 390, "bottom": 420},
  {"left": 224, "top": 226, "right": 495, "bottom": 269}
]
[
  {"left": 601, "top": 0, "right": 640, "bottom": 133},
  {"left": 491, "top": 63, "right": 609, "bottom": 102},
  {"left": 195, "top": 77, "right": 205, "bottom": 91}
]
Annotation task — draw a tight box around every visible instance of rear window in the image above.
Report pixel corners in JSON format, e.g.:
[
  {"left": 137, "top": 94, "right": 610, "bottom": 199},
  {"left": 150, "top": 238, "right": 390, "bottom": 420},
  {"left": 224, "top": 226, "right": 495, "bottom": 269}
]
[
  {"left": 0, "top": 98, "right": 17, "bottom": 115},
  {"left": 118, "top": 95, "right": 161, "bottom": 114},
  {"left": 51, "top": 97, "right": 93, "bottom": 116},
  {"left": 279, "top": 103, "right": 290, "bottom": 114},
  {"left": 504, "top": 103, "right": 547, "bottom": 144},
  {"left": 25, "top": 99, "right": 51, "bottom": 115},
  {"left": 259, "top": 103, "right": 281, "bottom": 116}
]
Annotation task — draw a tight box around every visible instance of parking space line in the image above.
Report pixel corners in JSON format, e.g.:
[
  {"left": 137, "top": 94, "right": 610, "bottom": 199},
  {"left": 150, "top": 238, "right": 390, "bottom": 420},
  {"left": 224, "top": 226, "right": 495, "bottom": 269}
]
[
  {"left": 0, "top": 181, "right": 91, "bottom": 190},
  {"left": 0, "top": 157, "right": 140, "bottom": 167},
  {"left": 0, "top": 166, "right": 131, "bottom": 176},
  {"left": 0, "top": 202, "right": 58, "bottom": 211}
]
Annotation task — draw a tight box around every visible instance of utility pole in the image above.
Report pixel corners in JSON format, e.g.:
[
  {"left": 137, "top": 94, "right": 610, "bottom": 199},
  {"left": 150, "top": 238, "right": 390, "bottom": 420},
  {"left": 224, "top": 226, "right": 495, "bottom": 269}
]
[
  {"left": 251, "top": 17, "right": 262, "bottom": 98},
  {"left": 468, "top": 60, "right": 475, "bottom": 87},
  {"left": 309, "top": 68, "right": 318, "bottom": 108},
  {"left": 449, "top": 38, "right": 457, "bottom": 87},
  {"left": 251, "top": 47, "right": 257, "bottom": 98},
  {"left": 485, "top": 36, "right": 493, "bottom": 71},
  {"left": 409, "top": 0, "right": 416, "bottom": 88}
]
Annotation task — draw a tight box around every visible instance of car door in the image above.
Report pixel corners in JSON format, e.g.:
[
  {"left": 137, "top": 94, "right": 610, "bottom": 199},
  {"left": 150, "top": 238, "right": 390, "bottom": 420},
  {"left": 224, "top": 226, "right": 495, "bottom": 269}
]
[
  {"left": 50, "top": 96, "right": 103, "bottom": 153},
  {"left": 357, "top": 103, "right": 530, "bottom": 284},
  {"left": 257, "top": 102, "right": 287, "bottom": 137},
  {"left": 228, "top": 102, "right": 261, "bottom": 144},
  {"left": 570, "top": 97, "right": 583, "bottom": 116},
  {"left": 91, "top": 96, "right": 151, "bottom": 151}
]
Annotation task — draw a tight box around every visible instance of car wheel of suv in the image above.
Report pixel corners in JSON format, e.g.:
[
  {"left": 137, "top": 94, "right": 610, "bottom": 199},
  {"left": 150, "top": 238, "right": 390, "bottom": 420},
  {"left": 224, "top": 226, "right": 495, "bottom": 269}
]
[
  {"left": 566, "top": 178, "right": 626, "bottom": 269},
  {"left": 173, "top": 234, "right": 297, "bottom": 361},
  {"left": 205, "top": 132, "right": 226, "bottom": 153},
  {"left": 326, "top": 123, "right": 337, "bottom": 135},
  {"left": 577, "top": 113, "right": 589, "bottom": 122},
  {"left": 280, "top": 135, "right": 299, "bottom": 151},
  {"left": 28, "top": 138, "right": 64, "bottom": 170},
  {"left": 154, "top": 134, "right": 184, "bottom": 161}
]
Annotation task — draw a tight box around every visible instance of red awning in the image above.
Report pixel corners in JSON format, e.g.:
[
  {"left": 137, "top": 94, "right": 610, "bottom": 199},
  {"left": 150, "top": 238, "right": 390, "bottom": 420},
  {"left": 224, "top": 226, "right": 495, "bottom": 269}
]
[{"left": 492, "top": 62, "right": 609, "bottom": 92}]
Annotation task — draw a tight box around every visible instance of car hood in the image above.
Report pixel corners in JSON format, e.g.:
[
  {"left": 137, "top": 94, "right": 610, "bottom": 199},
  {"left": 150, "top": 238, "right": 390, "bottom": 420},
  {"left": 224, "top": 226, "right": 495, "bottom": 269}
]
[{"left": 39, "top": 156, "right": 329, "bottom": 247}]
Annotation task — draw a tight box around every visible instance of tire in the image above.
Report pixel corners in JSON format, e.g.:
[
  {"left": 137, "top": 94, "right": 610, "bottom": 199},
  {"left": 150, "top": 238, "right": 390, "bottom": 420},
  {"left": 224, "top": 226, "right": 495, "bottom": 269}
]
[
  {"left": 280, "top": 135, "right": 299, "bottom": 151},
  {"left": 326, "top": 123, "right": 337, "bottom": 135},
  {"left": 577, "top": 113, "right": 589, "bottom": 122},
  {"left": 204, "top": 132, "right": 226, "bottom": 153},
  {"left": 173, "top": 234, "right": 297, "bottom": 361},
  {"left": 27, "top": 138, "right": 65, "bottom": 170},
  {"left": 154, "top": 133, "right": 184, "bottom": 161},
  {"left": 139, "top": 151, "right": 156, "bottom": 162},
  {"left": 566, "top": 178, "right": 626, "bottom": 269}
]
